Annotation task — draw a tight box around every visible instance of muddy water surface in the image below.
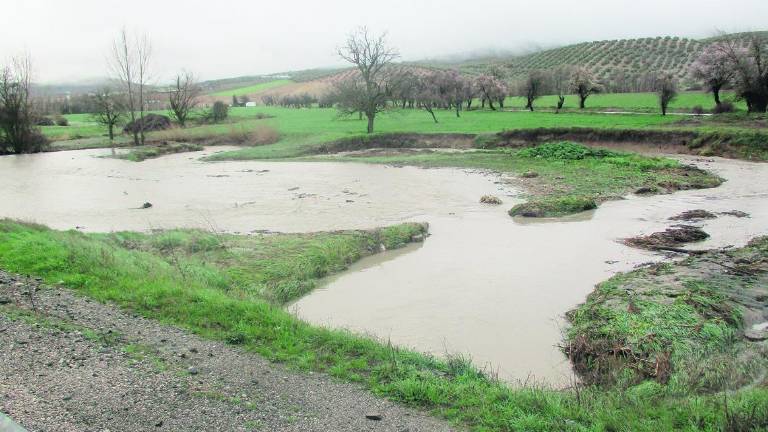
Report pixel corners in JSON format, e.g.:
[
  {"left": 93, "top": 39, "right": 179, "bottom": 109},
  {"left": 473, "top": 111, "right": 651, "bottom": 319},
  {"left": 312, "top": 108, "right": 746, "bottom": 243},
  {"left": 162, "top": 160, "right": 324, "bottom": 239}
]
[{"left": 2, "top": 148, "right": 767, "bottom": 385}]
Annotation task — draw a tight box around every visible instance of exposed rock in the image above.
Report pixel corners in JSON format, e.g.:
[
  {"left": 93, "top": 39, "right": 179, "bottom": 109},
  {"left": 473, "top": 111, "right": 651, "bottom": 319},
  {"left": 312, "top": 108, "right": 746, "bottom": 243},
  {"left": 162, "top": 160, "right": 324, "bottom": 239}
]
[
  {"left": 669, "top": 209, "right": 717, "bottom": 221},
  {"left": 365, "top": 412, "right": 383, "bottom": 421},
  {"left": 520, "top": 171, "right": 539, "bottom": 178},
  {"left": 411, "top": 234, "right": 424, "bottom": 242},
  {"left": 140, "top": 202, "right": 153, "bottom": 209},
  {"left": 187, "top": 366, "right": 199, "bottom": 375},
  {"left": 479, "top": 195, "right": 503, "bottom": 205}
]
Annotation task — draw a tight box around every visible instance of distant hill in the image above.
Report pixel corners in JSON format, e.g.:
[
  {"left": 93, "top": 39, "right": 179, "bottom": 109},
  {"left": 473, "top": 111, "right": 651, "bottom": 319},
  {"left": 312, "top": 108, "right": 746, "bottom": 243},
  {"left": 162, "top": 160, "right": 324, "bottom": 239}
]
[{"left": 417, "top": 31, "right": 768, "bottom": 91}]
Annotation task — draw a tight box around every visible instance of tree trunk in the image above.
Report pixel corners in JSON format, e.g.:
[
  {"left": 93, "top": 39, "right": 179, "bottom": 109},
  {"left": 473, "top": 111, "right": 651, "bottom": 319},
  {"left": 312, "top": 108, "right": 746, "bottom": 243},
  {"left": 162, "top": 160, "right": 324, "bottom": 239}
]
[
  {"left": 455, "top": 104, "right": 461, "bottom": 117},
  {"left": 579, "top": 95, "right": 586, "bottom": 109},
  {"left": 427, "top": 108, "right": 438, "bottom": 123},
  {"left": 556, "top": 96, "right": 565, "bottom": 113},
  {"left": 366, "top": 113, "right": 374, "bottom": 134},
  {"left": 108, "top": 124, "right": 114, "bottom": 141},
  {"left": 713, "top": 87, "right": 721, "bottom": 106}
]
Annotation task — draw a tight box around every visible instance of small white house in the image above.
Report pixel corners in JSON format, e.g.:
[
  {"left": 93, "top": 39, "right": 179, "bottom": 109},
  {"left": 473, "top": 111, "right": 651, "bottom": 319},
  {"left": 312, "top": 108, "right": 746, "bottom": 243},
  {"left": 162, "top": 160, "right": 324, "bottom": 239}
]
[{"left": 244, "top": 101, "right": 257, "bottom": 108}]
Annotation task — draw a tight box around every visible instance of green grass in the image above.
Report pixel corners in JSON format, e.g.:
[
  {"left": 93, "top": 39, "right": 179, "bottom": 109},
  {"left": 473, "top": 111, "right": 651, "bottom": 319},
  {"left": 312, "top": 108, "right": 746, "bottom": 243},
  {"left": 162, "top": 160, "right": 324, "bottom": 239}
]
[
  {"left": 112, "top": 142, "right": 204, "bottom": 162},
  {"left": 209, "top": 79, "right": 294, "bottom": 97},
  {"left": 204, "top": 106, "right": 681, "bottom": 160},
  {"left": 105, "top": 223, "right": 426, "bottom": 304},
  {"left": 1, "top": 219, "right": 766, "bottom": 431},
  {"left": 566, "top": 237, "right": 768, "bottom": 397}
]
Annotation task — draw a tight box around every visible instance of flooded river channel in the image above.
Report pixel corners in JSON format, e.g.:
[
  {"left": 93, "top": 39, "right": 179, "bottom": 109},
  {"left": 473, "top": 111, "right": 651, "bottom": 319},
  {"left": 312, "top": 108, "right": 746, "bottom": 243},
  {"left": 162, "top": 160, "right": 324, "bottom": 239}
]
[{"left": 2, "top": 147, "right": 767, "bottom": 384}]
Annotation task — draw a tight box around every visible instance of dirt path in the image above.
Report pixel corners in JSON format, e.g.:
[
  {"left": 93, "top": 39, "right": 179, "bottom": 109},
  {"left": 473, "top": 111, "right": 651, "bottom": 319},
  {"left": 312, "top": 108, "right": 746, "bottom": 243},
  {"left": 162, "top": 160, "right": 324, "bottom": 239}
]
[{"left": 0, "top": 271, "right": 455, "bottom": 432}]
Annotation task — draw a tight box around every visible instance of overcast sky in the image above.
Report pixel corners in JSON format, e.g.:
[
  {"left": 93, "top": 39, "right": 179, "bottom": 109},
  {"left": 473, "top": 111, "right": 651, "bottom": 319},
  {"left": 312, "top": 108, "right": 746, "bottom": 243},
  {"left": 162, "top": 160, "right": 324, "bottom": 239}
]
[{"left": 2, "top": 0, "right": 767, "bottom": 83}]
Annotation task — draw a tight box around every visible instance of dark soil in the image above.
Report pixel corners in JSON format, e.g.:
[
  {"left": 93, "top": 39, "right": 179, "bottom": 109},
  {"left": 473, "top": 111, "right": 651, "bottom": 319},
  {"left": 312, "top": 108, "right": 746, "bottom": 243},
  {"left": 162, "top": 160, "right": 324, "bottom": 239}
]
[
  {"left": 669, "top": 209, "right": 718, "bottom": 221},
  {"left": 624, "top": 225, "right": 710, "bottom": 250}
]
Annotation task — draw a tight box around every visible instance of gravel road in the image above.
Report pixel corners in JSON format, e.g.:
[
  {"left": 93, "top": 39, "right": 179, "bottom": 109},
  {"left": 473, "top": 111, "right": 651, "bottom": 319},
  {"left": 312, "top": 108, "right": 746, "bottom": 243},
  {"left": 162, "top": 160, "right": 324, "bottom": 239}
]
[{"left": 0, "top": 271, "right": 456, "bottom": 432}]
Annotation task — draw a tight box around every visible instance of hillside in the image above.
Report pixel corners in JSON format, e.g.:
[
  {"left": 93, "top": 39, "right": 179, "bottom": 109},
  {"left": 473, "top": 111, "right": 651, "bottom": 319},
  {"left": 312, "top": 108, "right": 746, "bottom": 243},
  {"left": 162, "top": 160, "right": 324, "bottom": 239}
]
[{"left": 423, "top": 31, "right": 767, "bottom": 91}]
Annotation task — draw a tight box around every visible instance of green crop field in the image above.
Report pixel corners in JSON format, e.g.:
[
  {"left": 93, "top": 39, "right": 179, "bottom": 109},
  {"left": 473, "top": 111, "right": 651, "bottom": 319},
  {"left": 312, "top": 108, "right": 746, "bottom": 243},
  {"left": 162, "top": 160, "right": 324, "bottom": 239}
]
[{"left": 208, "top": 79, "right": 294, "bottom": 97}]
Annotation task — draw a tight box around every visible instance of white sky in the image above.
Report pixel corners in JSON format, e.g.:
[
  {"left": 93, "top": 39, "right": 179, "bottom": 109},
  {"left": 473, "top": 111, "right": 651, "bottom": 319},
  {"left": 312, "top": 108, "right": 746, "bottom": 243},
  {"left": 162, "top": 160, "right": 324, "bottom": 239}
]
[{"left": 2, "top": 0, "right": 767, "bottom": 83}]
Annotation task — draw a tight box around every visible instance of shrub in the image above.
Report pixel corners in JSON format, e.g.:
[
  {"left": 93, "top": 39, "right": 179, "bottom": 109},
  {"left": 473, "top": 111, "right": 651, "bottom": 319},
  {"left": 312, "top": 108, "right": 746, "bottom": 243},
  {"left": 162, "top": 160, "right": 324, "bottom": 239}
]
[
  {"left": 509, "top": 196, "right": 598, "bottom": 218},
  {"left": 518, "top": 141, "right": 618, "bottom": 160},
  {"left": 123, "top": 114, "right": 172, "bottom": 134},
  {"left": 35, "top": 117, "right": 55, "bottom": 126},
  {"left": 54, "top": 116, "right": 69, "bottom": 126},
  {"left": 212, "top": 101, "right": 228, "bottom": 123},
  {"left": 712, "top": 101, "right": 735, "bottom": 114}
]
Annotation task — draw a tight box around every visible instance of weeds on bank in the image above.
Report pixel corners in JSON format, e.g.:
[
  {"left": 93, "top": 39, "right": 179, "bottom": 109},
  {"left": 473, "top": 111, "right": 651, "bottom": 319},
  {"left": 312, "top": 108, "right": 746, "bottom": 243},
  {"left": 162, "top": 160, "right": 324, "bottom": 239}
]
[{"left": 1, "top": 220, "right": 767, "bottom": 430}]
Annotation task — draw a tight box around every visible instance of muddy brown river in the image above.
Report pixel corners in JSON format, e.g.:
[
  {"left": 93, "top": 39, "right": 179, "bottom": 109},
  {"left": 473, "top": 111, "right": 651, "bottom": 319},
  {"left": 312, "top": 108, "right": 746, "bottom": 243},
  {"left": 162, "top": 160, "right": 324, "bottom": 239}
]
[{"left": 2, "top": 147, "right": 767, "bottom": 385}]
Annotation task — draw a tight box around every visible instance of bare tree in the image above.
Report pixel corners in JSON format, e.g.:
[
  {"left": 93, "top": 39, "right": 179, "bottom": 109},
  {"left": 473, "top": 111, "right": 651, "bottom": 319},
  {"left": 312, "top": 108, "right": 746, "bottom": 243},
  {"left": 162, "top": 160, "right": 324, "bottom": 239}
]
[
  {"left": 521, "top": 71, "right": 545, "bottom": 112},
  {"left": 475, "top": 74, "right": 507, "bottom": 111},
  {"left": 654, "top": 73, "right": 678, "bottom": 116},
  {"left": 92, "top": 88, "right": 125, "bottom": 142},
  {"left": 390, "top": 69, "right": 419, "bottom": 109},
  {"left": 0, "top": 54, "right": 47, "bottom": 154},
  {"left": 714, "top": 35, "right": 768, "bottom": 113},
  {"left": 337, "top": 27, "right": 398, "bottom": 133},
  {"left": 551, "top": 66, "right": 572, "bottom": 113},
  {"left": 441, "top": 70, "right": 469, "bottom": 117},
  {"left": 110, "top": 28, "right": 152, "bottom": 146},
  {"left": 168, "top": 71, "right": 200, "bottom": 127},
  {"left": 414, "top": 73, "right": 441, "bottom": 123},
  {"left": 690, "top": 43, "right": 735, "bottom": 108},
  {"left": 329, "top": 77, "right": 368, "bottom": 120},
  {"left": 570, "top": 67, "right": 602, "bottom": 109}
]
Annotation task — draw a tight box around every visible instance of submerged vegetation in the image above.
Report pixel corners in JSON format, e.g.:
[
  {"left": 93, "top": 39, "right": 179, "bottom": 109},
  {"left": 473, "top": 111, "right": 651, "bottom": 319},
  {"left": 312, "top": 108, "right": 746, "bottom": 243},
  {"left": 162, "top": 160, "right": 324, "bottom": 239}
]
[
  {"left": 566, "top": 236, "right": 768, "bottom": 397},
  {"left": 0, "top": 220, "right": 767, "bottom": 430},
  {"left": 336, "top": 141, "right": 722, "bottom": 217}
]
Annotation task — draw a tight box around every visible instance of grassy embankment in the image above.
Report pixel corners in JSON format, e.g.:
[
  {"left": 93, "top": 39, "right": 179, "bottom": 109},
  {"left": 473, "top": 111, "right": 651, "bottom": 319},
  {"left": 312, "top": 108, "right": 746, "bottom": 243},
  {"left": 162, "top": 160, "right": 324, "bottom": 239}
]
[{"left": 1, "top": 219, "right": 767, "bottom": 431}]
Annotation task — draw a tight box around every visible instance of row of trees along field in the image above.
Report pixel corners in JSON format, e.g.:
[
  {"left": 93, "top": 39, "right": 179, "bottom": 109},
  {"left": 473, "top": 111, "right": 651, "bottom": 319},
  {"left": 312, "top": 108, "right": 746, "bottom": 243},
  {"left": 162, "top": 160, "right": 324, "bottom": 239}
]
[
  {"left": 0, "top": 28, "right": 221, "bottom": 154},
  {"left": 276, "top": 28, "right": 768, "bottom": 133}
]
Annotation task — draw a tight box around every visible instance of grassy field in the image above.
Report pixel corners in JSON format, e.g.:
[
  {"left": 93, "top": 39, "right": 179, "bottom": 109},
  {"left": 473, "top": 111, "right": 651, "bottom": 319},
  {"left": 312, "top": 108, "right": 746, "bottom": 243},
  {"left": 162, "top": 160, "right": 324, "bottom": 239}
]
[
  {"left": 0, "top": 220, "right": 765, "bottom": 431},
  {"left": 45, "top": 106, "right": 684, "bottom": 154},
  {"left": 208, "top": 79, "right": 294, "bottom": 97}
]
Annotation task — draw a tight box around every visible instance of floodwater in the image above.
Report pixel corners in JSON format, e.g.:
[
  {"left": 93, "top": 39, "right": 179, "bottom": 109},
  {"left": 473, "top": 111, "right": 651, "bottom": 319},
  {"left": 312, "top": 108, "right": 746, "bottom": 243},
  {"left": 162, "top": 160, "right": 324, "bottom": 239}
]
[{"left": 2, "top": 147, "right": 767, "bottom": 385}]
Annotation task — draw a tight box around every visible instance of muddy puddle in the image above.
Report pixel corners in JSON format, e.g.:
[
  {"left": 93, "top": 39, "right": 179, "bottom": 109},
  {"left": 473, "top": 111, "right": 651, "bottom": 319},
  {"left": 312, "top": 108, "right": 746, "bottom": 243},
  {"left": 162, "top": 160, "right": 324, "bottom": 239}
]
[{"left": 2, "top": 148, "right": 767, "bottom": 385}]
